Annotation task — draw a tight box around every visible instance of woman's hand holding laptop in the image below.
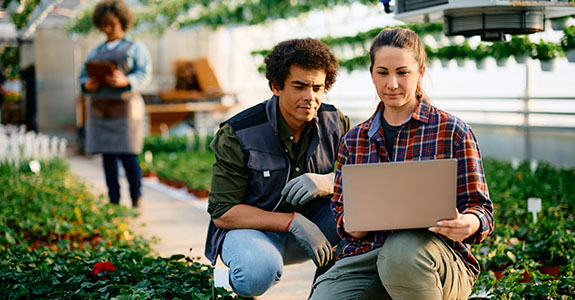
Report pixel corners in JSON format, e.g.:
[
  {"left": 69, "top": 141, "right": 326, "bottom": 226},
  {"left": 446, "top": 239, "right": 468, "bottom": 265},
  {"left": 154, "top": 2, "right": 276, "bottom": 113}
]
[{"left": 428, "top": 209, "right": 481, "bottom": 242}]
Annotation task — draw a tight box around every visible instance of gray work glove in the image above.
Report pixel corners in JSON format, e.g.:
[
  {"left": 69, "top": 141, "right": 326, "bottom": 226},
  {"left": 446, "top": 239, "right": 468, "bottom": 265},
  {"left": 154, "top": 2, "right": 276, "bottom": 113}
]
[
  {"left": 281, "top": 173, "right": 335, "bottom": 206},
  {"left": 288, "top": 212, "right": 333, "bottom": 267}
]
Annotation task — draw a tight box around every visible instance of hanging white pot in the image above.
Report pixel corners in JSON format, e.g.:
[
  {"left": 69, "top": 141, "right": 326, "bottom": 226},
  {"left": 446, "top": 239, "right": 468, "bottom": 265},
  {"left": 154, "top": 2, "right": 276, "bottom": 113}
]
[
  {"left": 539, "top": 59, "right": 556, "bottom": 72},
  {"left": 514, "top": 55, "right": 528, "bottom": 64},
  {"left": 475, "top": 59, "right": 487, "bottom": 70},
  {"left": 455, "top": 58, "right": 466, "bottom": 67},
  {"left": 440, "top": 58, "right": 451, "bottom": 68},
  {"left": 566, "top": 49, "right": 575, "bottom": 63},
  {"left": 550, "top": 17, "right": 569, "bottom": 31},
  {"left": 433, "top": 32, "right": 444, "bottom": 43},
  {"left": 496, "top": 58, "right": 509, "bottom": 67}
]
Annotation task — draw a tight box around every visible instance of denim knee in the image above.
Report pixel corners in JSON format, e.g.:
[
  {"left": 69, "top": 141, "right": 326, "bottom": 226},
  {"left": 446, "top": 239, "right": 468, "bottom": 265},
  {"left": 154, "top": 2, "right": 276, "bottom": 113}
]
[
  {"left": 222, "top": 230, "right": 284, "bottom": 297},
  {"left": 228, "top": 250, "right": 283, "bottom": 297}
]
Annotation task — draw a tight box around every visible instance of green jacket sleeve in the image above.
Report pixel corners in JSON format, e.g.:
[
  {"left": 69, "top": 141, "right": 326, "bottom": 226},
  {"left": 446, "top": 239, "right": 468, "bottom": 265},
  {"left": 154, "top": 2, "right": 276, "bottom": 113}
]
[{"left": 207, "top": 124, "right": 250, "bottom": 219}]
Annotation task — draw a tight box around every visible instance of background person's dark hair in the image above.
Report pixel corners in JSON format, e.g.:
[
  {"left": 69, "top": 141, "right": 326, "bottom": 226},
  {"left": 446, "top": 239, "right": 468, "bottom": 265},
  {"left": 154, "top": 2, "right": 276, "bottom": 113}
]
[
  {"left": 369, "top": 28, "right": 427, "bottom": 100},
  {"left": 265, "top": 38, "right": 339, "bottom": 91},
  {"left": 92, "top": 0, "right": 134, "bottom": 32}
]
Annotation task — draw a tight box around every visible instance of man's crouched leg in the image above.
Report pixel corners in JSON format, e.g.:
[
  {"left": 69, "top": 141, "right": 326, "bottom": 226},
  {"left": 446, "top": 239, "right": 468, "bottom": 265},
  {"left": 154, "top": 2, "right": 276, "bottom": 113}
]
[{"left": 221, "top": 229, "right": 283, "bottom": 297}]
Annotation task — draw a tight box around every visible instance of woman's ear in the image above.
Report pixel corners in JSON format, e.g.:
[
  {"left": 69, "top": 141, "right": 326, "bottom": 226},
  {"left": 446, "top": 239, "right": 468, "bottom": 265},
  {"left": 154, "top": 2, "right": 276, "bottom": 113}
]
[{"left": 419, "top": 65, "right": 426, "bottom": 80}]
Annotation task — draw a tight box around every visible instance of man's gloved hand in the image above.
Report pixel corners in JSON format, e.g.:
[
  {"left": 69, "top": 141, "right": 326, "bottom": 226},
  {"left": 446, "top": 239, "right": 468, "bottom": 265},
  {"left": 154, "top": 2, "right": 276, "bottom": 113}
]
[
  {"left": 281, "top": 173, "right": 335, "bottom": 206},
  {"left": 288, "top": 213, "right": 333, "bottom": 267}
]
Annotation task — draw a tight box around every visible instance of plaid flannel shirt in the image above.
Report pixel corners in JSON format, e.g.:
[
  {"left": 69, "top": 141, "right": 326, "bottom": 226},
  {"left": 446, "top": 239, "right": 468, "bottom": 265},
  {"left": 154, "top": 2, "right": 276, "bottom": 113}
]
[{"left": 332, "top": 98, "right": 494, "bottom": 279}]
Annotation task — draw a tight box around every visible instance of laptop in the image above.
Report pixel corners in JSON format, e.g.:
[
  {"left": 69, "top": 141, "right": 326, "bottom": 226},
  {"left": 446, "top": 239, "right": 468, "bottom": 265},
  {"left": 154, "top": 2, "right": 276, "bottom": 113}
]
[{"left": 342, "top": 159, "right": 457, "bottom": 232}]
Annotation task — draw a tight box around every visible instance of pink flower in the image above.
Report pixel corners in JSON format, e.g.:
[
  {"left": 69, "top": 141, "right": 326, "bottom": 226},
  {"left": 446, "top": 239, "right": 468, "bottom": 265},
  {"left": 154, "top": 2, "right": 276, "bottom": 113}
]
[{"left": 91, "top": 261, "right": 116, "bottom": 275}]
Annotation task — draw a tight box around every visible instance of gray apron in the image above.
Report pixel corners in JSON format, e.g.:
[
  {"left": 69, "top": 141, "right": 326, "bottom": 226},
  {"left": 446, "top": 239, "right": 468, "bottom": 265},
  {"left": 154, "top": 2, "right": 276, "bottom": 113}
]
[{"left": 85, "top": 41, "right": 145, "bottom": 154}]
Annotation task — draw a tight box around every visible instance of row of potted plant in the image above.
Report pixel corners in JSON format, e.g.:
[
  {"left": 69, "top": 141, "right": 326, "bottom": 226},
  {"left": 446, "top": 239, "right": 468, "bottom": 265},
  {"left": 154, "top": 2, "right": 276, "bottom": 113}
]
[
  {"left": 254, "top": 23, "right": 575, "bottom": 72},
  {"left": 139, "top": 135, "right": 215, "bottom": 198},
  {"left": 469, "top": 158, "right": 575, "bottom": 298},
  {"left": 0, "top": 158, "right": 234, "bottom": 299}
]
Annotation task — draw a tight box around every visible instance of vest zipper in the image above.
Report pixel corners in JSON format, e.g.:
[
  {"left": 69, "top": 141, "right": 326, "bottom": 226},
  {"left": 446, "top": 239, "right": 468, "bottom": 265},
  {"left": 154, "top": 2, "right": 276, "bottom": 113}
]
[{"left": 271, "top": 158, "right": 291, "bottom": 212}]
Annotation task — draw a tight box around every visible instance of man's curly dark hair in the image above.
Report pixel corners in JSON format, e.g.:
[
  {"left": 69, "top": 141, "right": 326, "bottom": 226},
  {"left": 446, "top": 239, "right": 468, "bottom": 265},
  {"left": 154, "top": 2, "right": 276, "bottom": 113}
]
[{"left": 265, "top": 38, "right": 339, "bottom": 91}]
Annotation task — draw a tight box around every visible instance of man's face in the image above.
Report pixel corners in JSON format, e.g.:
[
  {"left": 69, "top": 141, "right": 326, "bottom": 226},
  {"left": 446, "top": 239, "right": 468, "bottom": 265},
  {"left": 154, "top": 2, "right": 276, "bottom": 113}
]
[{"left": 273, "top": 65, "right": 327, "bottom": 132}]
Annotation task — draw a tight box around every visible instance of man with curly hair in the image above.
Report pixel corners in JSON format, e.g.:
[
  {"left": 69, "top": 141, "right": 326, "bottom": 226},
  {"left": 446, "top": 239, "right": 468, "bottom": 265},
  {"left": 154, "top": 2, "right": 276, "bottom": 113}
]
[{"left": 205, "top": 38, "right": 349, "bottom": 298}]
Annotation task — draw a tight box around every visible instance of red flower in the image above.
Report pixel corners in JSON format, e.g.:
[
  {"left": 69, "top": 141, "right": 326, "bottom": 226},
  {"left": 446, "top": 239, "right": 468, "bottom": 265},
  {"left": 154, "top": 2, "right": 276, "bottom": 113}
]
[{"left": 91, "top": 261, "right": 116, "bottom": 275}]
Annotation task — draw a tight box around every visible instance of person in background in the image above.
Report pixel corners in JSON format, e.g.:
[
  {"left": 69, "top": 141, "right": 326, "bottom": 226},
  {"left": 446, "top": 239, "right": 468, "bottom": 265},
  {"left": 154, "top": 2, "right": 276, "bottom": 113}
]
[
  {"left": 78, "top": 0, "right": 152, "bottom": 208},
  {"left": 310, "top": 27, "right": 494, "bottom": 300},
  {"left": 205, "top": 38, "right": 350, "bottom": 298}
]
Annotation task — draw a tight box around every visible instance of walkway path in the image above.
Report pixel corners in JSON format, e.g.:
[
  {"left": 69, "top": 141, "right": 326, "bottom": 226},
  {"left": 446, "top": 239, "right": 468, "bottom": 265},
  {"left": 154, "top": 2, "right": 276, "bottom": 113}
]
[{"left": 68, "top": 154, "right": 315, "bottom": 299}]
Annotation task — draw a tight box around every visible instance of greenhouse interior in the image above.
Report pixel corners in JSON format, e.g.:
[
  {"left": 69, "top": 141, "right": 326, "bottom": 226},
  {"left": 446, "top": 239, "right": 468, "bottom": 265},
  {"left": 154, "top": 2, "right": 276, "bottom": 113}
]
[{"left": 1, "top": 0, "right": 574, "bottom": 299}]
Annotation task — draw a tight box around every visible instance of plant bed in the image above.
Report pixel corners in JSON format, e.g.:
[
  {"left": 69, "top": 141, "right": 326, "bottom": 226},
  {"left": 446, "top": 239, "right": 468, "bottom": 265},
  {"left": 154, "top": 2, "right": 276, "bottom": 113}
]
[
  {"left": 188, "top": 187, "right": 210, "bottom": 198},
  {"left": 0, "top": 158, "right": 236, "bottom": 299}
]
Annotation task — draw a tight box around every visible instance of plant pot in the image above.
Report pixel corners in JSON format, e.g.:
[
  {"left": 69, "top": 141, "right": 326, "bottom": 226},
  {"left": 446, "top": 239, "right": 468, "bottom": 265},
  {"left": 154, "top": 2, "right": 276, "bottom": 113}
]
[
  {"left": 537, "top": 265, "right": 560, "bottom": 280},
  {"left": 540, "top": 59, "right": 556, "bottom": 72},
  {"left": 475, "top": 59, "right": 487, "bottom": 70},
  {"left": 496, "top": 58, "right": 508, "bottom": 67},
  {"left": 440, "top": 58, "right": 451, "bottom": 68},
  {"left": 433, "top": 32, "right": 444, "bottom": 43},
  {"left": 550, "top": 17, "right": 569, "bottom": 31},
  {"left": 169, "top": 180, "right": 186, "bottom": 189},
  {"left": 518, "top": 271, "right": 531, "bottom": 283},
  {"left": 514, "top": 55, "right": 528, "bottom": 64},
  {"left": 493, "top": 269, "right": 506, "bottom": 280},
  {"left": 455, "top": 58, "right": 466, "bottom": 67},
  {"left": 566, "top": 49, "right": 575, "bottom": 63},
  {"left": 188, "top": 188, "right": 209, "bottom": 198},
  {"left": 141, "top": 170, "right": 157, "bottom": 178}
]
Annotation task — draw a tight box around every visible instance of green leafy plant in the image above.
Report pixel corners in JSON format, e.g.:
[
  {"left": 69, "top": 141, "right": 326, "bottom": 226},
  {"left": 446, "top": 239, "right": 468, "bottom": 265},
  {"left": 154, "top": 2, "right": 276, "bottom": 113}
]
[
  {"left": 485, "top": 236, "right": 518, "bottom": 271},
  {"left": 489, "top": 42, "right": 514, "bottom": 63},
  {"left": 471, "top": 44, "right": 490, "bottom": 68},
  {"left": 530, "top": 39, "right": 560, "bottom": 61},
  {"left": 561, "top": 25, "right": 575, "bottom": 51},
  {"left": 0, "top": 45, "right": 20, "bottom": 79},
  {"left": 561, "top": 25, "right": 575, "bottom": 62},
  {"left": 509, "top": 36, "right": 533, "bottom": 63},
  {"left": 0, "top": 158, "right": 236, "bottom": 299},
  {"left": 525, "top": 217, "right": 575, "bottom": 266}
]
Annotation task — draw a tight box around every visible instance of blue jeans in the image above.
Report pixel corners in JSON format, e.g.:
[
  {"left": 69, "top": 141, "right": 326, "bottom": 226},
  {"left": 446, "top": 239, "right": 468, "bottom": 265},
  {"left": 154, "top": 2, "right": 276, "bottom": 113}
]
[
  {"left": 220, "top": 199, "right": 340, "bottom": 297},
  {"left": 102, "top": 153, "right": 141, "bottom": 205}
]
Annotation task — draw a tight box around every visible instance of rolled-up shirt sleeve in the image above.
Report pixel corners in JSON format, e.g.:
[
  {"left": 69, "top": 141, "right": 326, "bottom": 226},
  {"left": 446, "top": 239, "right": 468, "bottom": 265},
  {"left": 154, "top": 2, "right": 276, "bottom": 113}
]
[
  {"left": 455, "top": 126, "right": 494, "bottom": 244},
  {"left": 126, "top": 41, "right": 152, "bottom": 92},
  {"left": 207, "top": 124, "right": 249, "bottom": 219}
]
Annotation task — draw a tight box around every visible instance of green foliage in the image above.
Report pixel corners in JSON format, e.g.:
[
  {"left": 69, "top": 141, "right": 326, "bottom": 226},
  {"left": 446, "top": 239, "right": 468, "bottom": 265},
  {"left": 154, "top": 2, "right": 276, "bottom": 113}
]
[
  {"left": 338, "top": 54, "right": 370, "bottom": 72},
  {"left": 0, "top": 158, "right": 235, "bottom": 299},
  {"left": 143, "top": 135, "right": 214, "bottom": 154},
  {"left": 436, "top": 42, "right": 471, "bottom": 60},
  {"left": 560, "top": 25, "right": 575, "bottom": 51},
  {"left": 489, "top": 41, "right": 516, "bottom": 61},
  {"left": 0, "top": 45, "right": 20, "bottom": 79},
  {"left": 471, "top": 44, "right": 490, "bottom": 62},
  {"left": 140, "top": 135, "right": 215, "bottom": 191},
  {"left": 6, "top": 0, "right": 41, "bottom": 30},
  {"left": 508, "top": 36, "right": 533, "bottom": 58},
  {"left": 470, "top": 158, "right": 575, "bottom": 298},
  {"left": 144, "top": 151, "right": 215, "bottom": 191},
  {"left": 66, "top": 7, "right": 95, "bottom": 36},
  {"left": 252, "top": 22, "right": 571, "bottom": 72},
  {"left": 68, "top": 0, "right": 380, "bottom": 35},
  {"left": 531, "top": 39, "right": 560, "bottom": 61}
]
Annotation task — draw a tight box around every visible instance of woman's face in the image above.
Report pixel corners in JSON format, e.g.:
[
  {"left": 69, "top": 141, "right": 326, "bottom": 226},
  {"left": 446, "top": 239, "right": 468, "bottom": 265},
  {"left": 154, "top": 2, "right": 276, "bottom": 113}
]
[
  {"left": 99, "top": 13, "right": 124, "bottom": 41},
  {"left": 370, "top": 46, "right": 425, "bottom": 110}
]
